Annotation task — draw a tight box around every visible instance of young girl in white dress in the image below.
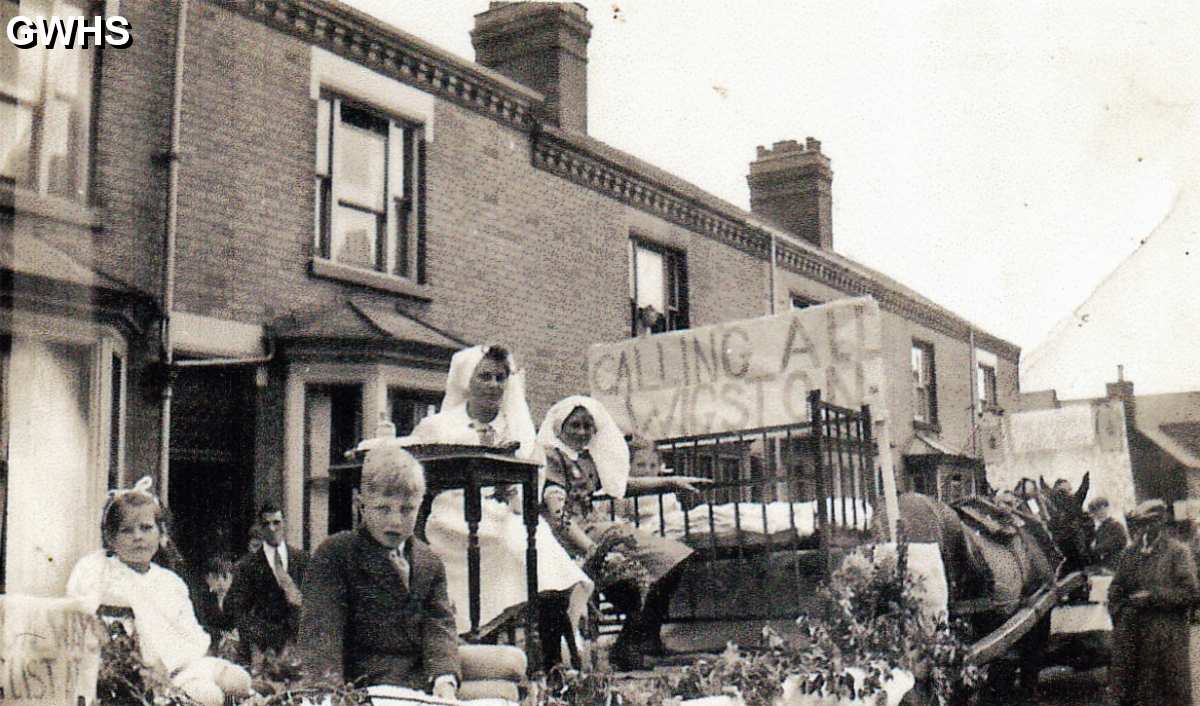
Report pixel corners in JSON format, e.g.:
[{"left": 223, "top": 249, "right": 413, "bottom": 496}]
[{"left": 67, "top": 477, "right": 252, "bottom": 706}]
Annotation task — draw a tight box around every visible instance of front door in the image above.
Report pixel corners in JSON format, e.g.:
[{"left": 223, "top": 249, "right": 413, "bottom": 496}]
[{"left": 169, "top": 367, "right": 256, "bottom": 578}]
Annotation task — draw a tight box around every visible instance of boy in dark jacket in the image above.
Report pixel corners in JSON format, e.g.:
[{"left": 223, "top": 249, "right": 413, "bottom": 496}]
[{"left": 298, "top": 445, "right": 459, "bottom": 698}]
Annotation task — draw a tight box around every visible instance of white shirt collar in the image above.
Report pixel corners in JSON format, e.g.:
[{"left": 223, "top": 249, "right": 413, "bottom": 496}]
[{"left": 263, "top": 541, "right": 288, "bottom": 571}]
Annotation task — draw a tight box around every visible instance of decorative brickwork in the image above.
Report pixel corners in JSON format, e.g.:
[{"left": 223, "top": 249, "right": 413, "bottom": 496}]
[
  {"left": 530, "top": 125, "right": 1020, "bottom": 364},
  {"left": 532, "top": 129, "right": 772, "bottom": 260},
  {"left": 218, "top": 0, "right": 541, "bottom": 132}
]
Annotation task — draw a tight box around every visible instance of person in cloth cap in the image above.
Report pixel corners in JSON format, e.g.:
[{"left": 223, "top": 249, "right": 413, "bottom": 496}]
[
  {"left": 1087, "top": 496, "right": 1128, "bottom": 573},
  {"left": 298, "top": 445, "right": 459, "bottom": 697},
  {"left": 1107, "top": 499, "right": 1200, "bottom": 706}
]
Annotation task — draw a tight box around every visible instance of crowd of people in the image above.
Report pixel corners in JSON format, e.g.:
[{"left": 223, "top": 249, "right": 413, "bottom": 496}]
[
  {"left": 65, "top": 344, "right": 710, "bottom": 704},
  {"left": 61, "top": 343, "right": 1200, "bottom": 706}
]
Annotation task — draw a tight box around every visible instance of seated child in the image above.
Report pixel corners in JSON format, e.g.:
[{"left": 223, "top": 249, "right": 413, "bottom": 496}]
[
  {"left": 67, "top": 477, "right": 252, "bottom": 706},
  {"left": 297, "top": 445, "right": 460, "bottom": 699},
  {"left": 196, "top": 554, "right": 235, "bottom": 641},
  {"left": 613, "top": 436, "right": 685, "bottom": 530}
]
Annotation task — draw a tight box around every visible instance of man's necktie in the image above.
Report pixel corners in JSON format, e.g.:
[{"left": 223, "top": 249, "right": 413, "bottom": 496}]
[
  {"left": 270, "top": 545, "right": 289, "bottom": 586},
  {"left": 390, "top": 548, "right": 410, "bottom": 592}
]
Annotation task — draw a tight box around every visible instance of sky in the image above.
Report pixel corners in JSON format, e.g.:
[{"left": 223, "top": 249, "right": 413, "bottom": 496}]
[{"left": 340, "top": 0, "right": 1198, "bottom": 358}]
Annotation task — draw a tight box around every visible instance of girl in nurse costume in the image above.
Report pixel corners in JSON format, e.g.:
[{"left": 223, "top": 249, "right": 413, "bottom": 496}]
[
  {"left": 537, "top": 396, "right": 706, "bottom": 669},
  {"left": 407, "top": 345, "right": 593, "bottom": 640}
]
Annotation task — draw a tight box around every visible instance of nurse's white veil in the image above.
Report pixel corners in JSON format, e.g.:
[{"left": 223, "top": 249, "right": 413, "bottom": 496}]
[
  {"left": 442, "top": 345, "right": 539, "bottom": 461},
  {"left": 537, "top": 395, "right": 630, "bottom": 499}
]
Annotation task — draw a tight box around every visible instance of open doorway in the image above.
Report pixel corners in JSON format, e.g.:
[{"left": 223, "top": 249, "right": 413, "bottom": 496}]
[{"left": 169, "top": 367, "right": 257, "bottom": 583}]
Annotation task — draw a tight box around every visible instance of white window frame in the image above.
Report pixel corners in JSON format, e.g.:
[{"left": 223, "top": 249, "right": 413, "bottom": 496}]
[
  {"left": 1, "top": 310, "right": 126, "bottom": 592},
  {"left": 282, "top": 361, "right": 445, "bottom": 550},
  {"left": 310, "top": 47, "right": 435, "bottom": 297},
  {"left": 629, "top": 237, "right": 688, "bottom": 336},
  {"left": 0, "top": 0, "right": 100, "bottom": 204},
  {"left": 911, "top": 340, "right": 937, "bottom": 426},
  {"left": 976, "top": 348, "right": 999, "bottom": 411},
  {"left": 314, "top": 93, "right": 423, "bottom": 279}
]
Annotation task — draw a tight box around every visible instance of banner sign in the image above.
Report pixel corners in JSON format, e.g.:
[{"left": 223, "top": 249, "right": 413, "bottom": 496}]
[
  {"left": 0, "top": 595, "right": 104, "bottom": 705},
  {"left": 588, "top": 297, "right": 886, "bottom": 439}
]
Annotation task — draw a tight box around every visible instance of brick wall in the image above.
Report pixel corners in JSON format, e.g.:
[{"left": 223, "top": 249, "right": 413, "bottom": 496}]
[
  {"left": 151, "top": 2, "right": 766, "bottom": 419},
  {"left": 85, "top": 2, "right": 1019, "bottom": 495}
]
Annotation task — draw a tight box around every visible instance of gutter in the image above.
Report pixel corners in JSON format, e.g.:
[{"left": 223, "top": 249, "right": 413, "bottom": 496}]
[
  {"left": 159, "top": 0, "right": 189, "bottom": 502},
  {"left": 172, "top": 335, "right": 276, "bottom": 368}
]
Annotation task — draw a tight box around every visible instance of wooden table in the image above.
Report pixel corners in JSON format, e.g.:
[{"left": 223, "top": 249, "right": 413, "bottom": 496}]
[{"left": 330, "top": 444, "right": 543, "bottom": 672}]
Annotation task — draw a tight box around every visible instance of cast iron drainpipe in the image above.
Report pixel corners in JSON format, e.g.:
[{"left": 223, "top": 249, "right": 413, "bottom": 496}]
[{"left": 159, "top": 0, "right": 189, "bottom": 503}]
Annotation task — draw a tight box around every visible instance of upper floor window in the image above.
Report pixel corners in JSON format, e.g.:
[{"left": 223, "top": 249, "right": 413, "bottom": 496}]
[
  {"left": 315, "top": 93, "right": 424, "bottom": 282},
  {"left": 0, "top": 0, "right": 96, "bottom": 203},
  {"left": 911, "top": 340, "right": 938, "bottom": 427},
  {"left": 978, "top": 362, "right": 998, "bottom": 408},
  {"left": 629, "top": 238, "right": 688, "bottom": 336}
]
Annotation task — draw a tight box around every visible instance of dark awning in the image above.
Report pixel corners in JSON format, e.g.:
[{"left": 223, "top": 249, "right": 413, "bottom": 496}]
[{"left": 0, "top": 230, "right": 158, "bottom": 336}]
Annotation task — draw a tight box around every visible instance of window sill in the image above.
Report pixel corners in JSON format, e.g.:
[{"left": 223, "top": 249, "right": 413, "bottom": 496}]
[
  {"left": 1, "top": 185, "right": 104, "bottom": 230},
  {"left": 913, "top": 420, "right": 942, "bottom": 434},
  {"left": 309, "top": 258, "right": 432, "bottom": 301}
]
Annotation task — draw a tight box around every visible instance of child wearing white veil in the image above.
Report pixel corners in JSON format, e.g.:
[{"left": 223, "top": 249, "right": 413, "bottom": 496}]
[
  {"left": 407, "top": 345, "right": 593, "bottom": 646},
  {"left": 536, "top": 395, "right": 708, "bottom": 670}
]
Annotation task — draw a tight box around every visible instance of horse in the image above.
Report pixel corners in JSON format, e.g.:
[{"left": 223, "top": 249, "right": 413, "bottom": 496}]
[
  {"left": 1014, "top": 474, "right": 1095, "bottom": 576},
  {"left": 877, "top": 475, "right": 1094, "bottom": 701}
]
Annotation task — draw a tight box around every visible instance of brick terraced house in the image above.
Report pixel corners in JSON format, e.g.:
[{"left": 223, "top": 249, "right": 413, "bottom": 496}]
[{"left": 0, "top": 0, "right": 1020, "bottom": 589}]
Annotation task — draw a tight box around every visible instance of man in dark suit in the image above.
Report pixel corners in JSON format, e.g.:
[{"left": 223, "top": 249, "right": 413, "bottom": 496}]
[
  {"left": 298, "top": 445, "right": 459, "bottom": 698},
  {"left": 1088, "top": 496, "right": 1129, "bottom": 572},
  {"left": 226, "top": 502, "right": 309, "bottom": 661}
]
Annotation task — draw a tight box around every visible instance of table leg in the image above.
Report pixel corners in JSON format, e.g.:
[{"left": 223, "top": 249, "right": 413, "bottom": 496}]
[
  {"left": 523, "top": 476, "right": 542, "bottom": 677},
  {"left": 465, "top": 477, "right": 482, "bottom": 641}
]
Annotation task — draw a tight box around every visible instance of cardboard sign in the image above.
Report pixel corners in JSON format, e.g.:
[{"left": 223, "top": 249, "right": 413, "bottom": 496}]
[
  {"left": 0, "top": 595, "right": 104, "bottom": 706},
  {"left": 588, "top": 297, "right": 886, "bottom": 439}
]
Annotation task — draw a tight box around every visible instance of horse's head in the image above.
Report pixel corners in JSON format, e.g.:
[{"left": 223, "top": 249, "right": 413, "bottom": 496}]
[{"left": 1016, "top": 474, "right": 1094, "bottom": 574}]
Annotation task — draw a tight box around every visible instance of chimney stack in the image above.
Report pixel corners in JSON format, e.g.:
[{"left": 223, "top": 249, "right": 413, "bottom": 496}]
[
  {"left": 747, "top": 137, "right": 833, "bottom": 250},
  {"left": 471, "top": 2, "right": 592, "bottom": 134}
]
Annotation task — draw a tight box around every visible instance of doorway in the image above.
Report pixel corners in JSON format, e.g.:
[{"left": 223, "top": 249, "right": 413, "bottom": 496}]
[{"left": 169, "top": 367, "right": 256, "bottom": 581}]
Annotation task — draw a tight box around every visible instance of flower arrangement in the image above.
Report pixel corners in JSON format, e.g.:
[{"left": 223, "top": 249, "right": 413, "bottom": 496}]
[
  {"left": 584, "top": 530, "right": 652, "bottom": 595},
  {"left": 535, "top": 543, "right": 984, "bottom": 706},
  {"left": 97, "top": 630, "right": 364, "bottom": 706},
  {"left": 96, "top": 544, "right": 979, "bottom": 706}
]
